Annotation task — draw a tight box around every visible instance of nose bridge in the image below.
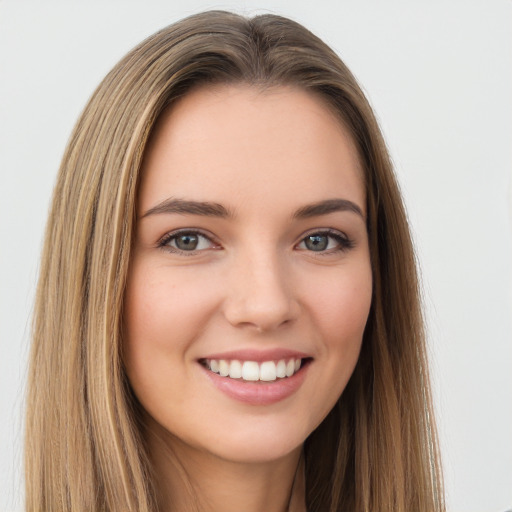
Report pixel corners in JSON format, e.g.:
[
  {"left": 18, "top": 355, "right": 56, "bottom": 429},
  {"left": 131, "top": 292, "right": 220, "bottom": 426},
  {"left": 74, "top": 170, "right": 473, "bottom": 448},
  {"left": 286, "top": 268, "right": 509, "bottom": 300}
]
[{"left": 223, "top": 243, "right": 298, "bottom": 331}]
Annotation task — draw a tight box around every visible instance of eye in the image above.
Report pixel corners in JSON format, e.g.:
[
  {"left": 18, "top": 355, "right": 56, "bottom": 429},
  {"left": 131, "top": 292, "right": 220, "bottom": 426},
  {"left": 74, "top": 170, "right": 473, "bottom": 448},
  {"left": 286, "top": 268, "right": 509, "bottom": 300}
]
[
  {"left": 159, "top": 230, "right": 217, "bottom": 253},
  {"left": 297, "top": 230, "right": 353, "bottom": 253}
]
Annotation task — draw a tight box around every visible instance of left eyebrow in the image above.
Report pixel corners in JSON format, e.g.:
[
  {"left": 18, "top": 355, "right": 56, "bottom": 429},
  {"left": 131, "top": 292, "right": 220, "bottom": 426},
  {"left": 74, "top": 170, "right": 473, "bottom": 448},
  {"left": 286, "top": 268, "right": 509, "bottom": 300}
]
[{"left": 293, "top": 198, "right": 364, "bottom": 220}]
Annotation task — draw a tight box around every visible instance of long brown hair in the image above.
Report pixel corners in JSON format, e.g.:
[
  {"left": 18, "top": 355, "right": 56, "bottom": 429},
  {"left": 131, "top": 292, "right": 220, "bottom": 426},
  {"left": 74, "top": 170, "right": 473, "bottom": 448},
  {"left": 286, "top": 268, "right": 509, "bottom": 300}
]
[{"left": 26, "top": 10, "right": 444, "bottom": 511}]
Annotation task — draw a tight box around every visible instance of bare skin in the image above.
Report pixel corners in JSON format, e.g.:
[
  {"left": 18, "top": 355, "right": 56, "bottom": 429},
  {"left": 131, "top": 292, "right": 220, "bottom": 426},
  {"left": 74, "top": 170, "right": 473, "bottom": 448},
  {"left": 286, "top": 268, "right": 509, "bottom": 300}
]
[
  {"left": 124, "top": 84, "right": 371, "bottom": 511},
  {"left": 147, "top": 416, "right": 304, "bottom": 512}
]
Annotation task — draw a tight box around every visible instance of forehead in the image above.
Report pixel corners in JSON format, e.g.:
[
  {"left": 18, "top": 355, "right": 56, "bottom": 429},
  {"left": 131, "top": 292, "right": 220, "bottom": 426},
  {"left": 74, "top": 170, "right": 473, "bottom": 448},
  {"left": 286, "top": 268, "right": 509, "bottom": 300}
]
[{"left": 138, "top": 84, "right": 365, "bottom": 216}]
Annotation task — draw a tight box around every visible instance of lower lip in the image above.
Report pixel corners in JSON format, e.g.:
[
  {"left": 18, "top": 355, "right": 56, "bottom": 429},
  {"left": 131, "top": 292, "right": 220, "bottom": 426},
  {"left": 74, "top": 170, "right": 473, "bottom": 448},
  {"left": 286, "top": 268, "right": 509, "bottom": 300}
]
[{"left": 201, "top": 362, "right": 309, "bottom": 405}]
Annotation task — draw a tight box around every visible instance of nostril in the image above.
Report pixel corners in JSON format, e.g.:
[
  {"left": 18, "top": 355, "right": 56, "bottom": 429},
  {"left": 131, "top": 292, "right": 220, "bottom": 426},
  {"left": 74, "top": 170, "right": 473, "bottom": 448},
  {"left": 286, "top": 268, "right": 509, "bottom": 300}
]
[{"left": 222, "top": 267, "right": 299, "bottom": 332}]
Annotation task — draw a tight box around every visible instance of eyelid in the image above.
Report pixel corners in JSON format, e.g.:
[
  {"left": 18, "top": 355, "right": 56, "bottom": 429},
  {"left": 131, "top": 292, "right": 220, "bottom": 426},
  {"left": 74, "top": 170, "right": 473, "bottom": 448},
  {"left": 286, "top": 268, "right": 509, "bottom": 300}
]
[
  {"left": 295, "top": 228, "right": 354, "bottom": 252},
  {"left": 157, "top": 228, "right": 220, "bottom": 254},
  {"left": 156, "top": 227, "right": 353, "bottom": 255}
]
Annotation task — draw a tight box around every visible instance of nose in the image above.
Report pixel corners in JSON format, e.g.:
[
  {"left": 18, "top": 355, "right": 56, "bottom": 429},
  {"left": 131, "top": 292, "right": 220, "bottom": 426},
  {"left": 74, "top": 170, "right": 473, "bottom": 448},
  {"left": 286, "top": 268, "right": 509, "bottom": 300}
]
[{"left": 222, "top": 251, "right": 300, "bottom": 333}]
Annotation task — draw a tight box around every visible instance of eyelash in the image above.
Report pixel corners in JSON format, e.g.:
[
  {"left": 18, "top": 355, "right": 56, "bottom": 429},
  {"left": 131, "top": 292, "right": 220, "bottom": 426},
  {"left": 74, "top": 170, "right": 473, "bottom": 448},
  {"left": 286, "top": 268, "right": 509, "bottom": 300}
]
[
  {"left": 297, "top": 229, "right": 355, "bottom": 254},
  {"left": 158, "top": 229, "right": 218, "bottom": 255},
  {"left": 157, "top": 228, "right": 354, "bottom": 255}
]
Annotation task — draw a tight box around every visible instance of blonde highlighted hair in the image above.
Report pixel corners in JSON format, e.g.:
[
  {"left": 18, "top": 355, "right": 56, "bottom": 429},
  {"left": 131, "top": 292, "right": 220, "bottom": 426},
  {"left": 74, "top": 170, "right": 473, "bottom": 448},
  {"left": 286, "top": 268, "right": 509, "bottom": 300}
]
[{"left": 26, "top": 10, "right": 444, "bottom": 511}]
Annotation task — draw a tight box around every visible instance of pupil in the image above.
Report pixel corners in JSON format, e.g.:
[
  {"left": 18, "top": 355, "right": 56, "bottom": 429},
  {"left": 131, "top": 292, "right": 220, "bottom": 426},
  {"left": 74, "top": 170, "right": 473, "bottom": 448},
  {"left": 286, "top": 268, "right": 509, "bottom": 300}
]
[
  {"left": 306, "top": 235, "right": 328, "bottom": 251},
  {"left": 176, "top": 234, "right": 198, "bottom": 250}
]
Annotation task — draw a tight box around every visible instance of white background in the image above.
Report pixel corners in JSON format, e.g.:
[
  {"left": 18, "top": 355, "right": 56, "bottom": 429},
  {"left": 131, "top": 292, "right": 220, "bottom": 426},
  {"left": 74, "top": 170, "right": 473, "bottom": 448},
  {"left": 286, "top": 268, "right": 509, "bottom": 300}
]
[{"left": 1, "top": 1, "right": 511, "bottom": 511}]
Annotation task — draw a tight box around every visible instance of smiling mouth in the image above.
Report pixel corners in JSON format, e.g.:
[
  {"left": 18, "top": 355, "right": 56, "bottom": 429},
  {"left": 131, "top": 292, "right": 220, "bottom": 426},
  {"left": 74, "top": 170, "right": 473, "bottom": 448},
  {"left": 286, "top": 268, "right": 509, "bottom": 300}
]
[{"left": 200, "top": 358, "right": 310, "bottom": 382}]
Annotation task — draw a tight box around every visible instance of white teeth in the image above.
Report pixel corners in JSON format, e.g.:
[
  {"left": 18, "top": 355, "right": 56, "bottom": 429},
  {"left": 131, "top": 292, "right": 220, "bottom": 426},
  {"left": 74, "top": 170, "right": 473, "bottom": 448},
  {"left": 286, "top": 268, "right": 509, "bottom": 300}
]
[
  {"left": 286, "top": 359, "right": 295, "bottom": 377},
  {"left": 276, "top": 360, "right": 287, "bottom": 378},
  {"left": 260, "top": 361, "right": 277, "bottom": 381},
  {"left": 207, "top": 358, "right": 303, "bottom": 382},
  {"left": 219, "top": 359, "right": 229, "bottom": 377},
  {"left": 242, "top": 361, "right": 259, "bottom": 381},
  {"left": 229, "top": 360, "right": 242, "bottom": 379}
]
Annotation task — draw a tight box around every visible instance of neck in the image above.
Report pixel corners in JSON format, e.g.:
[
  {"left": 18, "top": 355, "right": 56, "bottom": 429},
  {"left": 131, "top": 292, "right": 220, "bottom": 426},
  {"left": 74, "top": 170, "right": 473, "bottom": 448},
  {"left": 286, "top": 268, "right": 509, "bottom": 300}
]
[{"left": 146, "top": 422, "right": 305, "bottom": 512}]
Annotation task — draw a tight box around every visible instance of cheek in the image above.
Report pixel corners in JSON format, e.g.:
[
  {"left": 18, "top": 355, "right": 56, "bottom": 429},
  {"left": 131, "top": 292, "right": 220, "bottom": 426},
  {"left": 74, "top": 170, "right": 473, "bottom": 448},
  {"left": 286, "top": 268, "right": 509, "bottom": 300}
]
[
  {"left": 302, "top": 260, "right": 372, "bottom": 397},
  {"left": 310, "top": 262, "right": 372, "bottom": 344},
  {"left": 122, "top": 262, "right": 217, "bottom": 400},
  {"left": 124, "top": 263, "right": 218, "bottom": 352}
]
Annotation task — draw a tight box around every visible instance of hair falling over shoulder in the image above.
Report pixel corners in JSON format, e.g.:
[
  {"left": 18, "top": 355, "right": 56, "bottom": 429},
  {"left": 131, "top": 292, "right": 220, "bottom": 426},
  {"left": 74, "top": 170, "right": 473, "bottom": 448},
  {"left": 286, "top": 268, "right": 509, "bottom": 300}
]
[{"left": 25, "top": 10, "right": 444, "bottom": 512}]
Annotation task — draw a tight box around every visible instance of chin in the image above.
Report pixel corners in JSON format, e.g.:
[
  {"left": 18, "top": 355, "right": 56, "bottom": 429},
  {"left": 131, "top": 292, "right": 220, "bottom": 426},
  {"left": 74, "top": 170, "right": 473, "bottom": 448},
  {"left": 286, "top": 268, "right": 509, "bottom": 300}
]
[
  {"left": 208, "top": 434, "right": 304, "bottom": 465},
  {"left": 196, "top": 414, "right": 315, "bottom": 464}
]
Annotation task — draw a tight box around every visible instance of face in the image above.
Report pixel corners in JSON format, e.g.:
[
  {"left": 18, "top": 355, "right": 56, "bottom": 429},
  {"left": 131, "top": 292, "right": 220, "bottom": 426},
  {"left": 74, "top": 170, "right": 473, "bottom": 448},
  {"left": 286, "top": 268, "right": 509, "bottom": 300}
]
[{"left": 124, "top": 85, "right": 372, "bottom": 465}]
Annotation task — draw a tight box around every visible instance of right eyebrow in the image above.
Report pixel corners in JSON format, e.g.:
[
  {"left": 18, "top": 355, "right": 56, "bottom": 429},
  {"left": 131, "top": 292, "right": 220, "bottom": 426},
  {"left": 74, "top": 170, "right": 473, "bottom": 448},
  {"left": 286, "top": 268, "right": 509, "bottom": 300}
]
[{"left": 141, "top": 198, "right": 232, "bottom": 219}]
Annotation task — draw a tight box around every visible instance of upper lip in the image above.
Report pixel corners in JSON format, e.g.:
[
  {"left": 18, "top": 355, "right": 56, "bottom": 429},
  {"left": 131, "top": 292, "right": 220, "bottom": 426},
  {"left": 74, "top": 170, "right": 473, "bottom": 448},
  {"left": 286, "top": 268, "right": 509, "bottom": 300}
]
[{"left": 200, "top": 348, "right": 311, "bottom": 363}]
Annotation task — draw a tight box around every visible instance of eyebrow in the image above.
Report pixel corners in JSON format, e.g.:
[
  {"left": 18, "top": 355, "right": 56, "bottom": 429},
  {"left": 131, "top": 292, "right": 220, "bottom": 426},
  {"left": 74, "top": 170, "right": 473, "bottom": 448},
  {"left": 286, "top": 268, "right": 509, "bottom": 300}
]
[
  {"left": 293, "top": 198, "right": 364, "bottom": 220},
  {"left": 141, "top": 197, "right": 364, "bottom": 220},
  {"left": 142, "top": 198, "right": 232, "bottom": 218}
]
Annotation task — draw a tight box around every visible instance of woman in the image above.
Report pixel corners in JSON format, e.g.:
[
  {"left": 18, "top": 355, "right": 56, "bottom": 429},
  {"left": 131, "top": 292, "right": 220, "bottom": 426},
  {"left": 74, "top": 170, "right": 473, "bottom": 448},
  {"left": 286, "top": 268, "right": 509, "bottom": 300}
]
[{"left": 25, "top": 10, "right": 444, "bottom": 512}]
